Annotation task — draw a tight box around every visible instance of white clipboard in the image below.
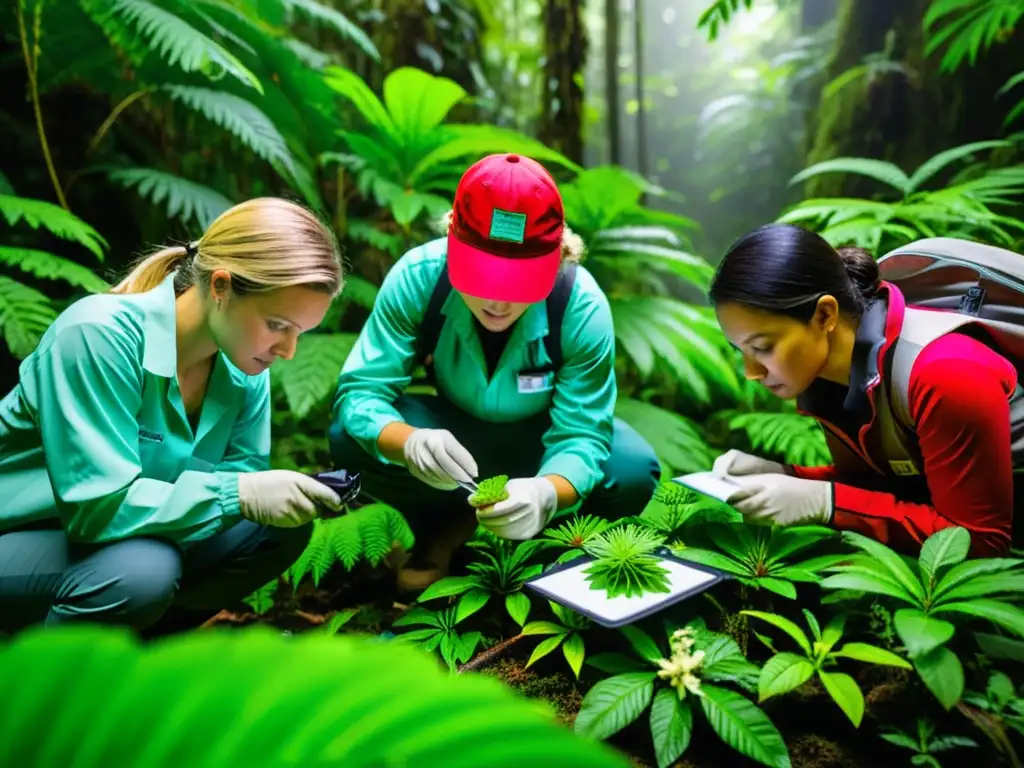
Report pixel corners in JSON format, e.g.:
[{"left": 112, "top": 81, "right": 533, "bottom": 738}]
[{"left": 671, "top": 471, "right": 744, "bottom": 504}]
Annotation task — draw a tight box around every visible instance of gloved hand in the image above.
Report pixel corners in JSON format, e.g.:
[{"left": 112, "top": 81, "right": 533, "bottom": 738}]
[
  {"left": 475, "top": 477, "right": 558, "bottom": 540},
  {"left": 402, "top": 428, "right": 478, "bottom": 491},
  {"left": 725, "top": 473, "right": 833, "bottom": 527},
  {"left": 237, "top": 470, "right": 343, "bottom": 527},
  {"left": 713, "top": 449, "right": 785, "bottom": 478}
]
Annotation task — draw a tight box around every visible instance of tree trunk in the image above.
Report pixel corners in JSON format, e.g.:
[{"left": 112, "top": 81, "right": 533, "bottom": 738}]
[
  {"left": 604, "top": 0, "right": 621, "bottom": 165},
  {"left": 539, "top": 0, "right": 587, "bottom": 165},
  {"left": 804, "top": 0, "right": 1024, "bottom": 198}
]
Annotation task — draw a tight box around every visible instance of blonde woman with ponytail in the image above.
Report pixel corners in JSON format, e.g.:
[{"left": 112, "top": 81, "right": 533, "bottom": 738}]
[{"left": 0, "top": 197, "right": 344, "bottom": 636}]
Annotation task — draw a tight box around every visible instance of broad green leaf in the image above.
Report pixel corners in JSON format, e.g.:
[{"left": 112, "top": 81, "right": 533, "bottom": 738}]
[
  {"left": 755, "top": 577, "right": 797, "bottom": 600},
  {"left": 521, "top": 621, "right": 565, "bottom": 637},
  {"left": 0, "top": 625, "right": 630, "bottom": 767},
  {"left": 574, "top": 672, "right": 657, "bottom": 741},
  {"left": 0, "top": 195, "right": 108, "bottom": 260},
  {"left": 913, "top": 645, "right": 964, "bottom": 710},
  {"left": 619, "top": 625, "right": 663, "bottom": 664},
  {"left": 699, "top": 683, "right": 791, "bottom": 768},
  {"left": 835, "top": 532, "right": 925, "bottom": 605},
  {"left": 741, "top": 611, "right": 811, "bottom": 656},
  {"left": 0, "top": 248, "right": 108, "bottom": 293},
  {"left": 932, "top": 558, "right": 1024, "bottom": 602},
  {"left": 973, "top": 632, "right": 1024, "bottom": 662},
  {"left": 672, "top": 548, "right": 747, "bottom": 576},
  {"left": 817, "top": 671, "right": 865, "bottom": 727},
  {"left": 455, "top": 590, "right": 490, "bottom": 624},
  {"left": 384, "top": 67, "right": 466, "bottom": 139},
  {"left": 525, "top": 634, "right": 567, "bottom": 669},
  {"left": 932, "top": 600, "right": 1024, "bottom": 638},
  {"left": 505, "top": 592, "right": 531, "bottom": 627},
  {"left": 650, "top": 688, "right": 693, "bottom": 768},
  {"left": 416, "top": 575, "right": 480, "bottom": 603},
  {"left": 562, "top": 633, "right": 585, "bottom": 679},
  {"left": 323, "top": 67, "right": 396, "bottom": 133},
  {"left": 790, "top": 158, "right": 910, "bottom": 195},
  {"left": 758, "top": 653, "right": 815, "bottom": 701},
  {"left": 918, "top": 526, "right": 970, "bottom": 587},
  {"left": 893, "top": 609, "right": 955, "bottom": 658},
  {"left": 831, "top": 643, "right": 911, "bottom": 669}
]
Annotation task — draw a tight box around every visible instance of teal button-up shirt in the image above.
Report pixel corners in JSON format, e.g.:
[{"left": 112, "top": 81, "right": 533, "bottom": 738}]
[
  {"left": 0, "top": 272, "right": 269, "bottom": 545},
  {"left": 332, "top": 238, "right": 617, "bottom": 498}
]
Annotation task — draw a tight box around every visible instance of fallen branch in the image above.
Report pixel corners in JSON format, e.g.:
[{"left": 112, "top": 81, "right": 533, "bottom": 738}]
[
  {"left": 458, "top": 633, "right": 526, "bottom": 674},
  {"left": 957, "top": 701, "right": 1022, "bottom": 768}
]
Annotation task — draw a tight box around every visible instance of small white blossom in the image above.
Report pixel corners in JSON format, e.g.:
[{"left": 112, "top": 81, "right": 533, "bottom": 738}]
[{"left": 656, "top": 627, "right": 705, "bottom": 700}]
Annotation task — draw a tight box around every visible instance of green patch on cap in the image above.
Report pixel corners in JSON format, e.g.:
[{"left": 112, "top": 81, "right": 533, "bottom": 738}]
[{"left": 489, "top": 208, "right": 527, "bottom": 243}]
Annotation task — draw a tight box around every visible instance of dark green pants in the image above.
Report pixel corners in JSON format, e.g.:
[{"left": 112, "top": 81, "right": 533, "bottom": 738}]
[
  {"left": 328, "top": 394, "right": 661, "bottom": 540},
  {"left": 0, "top": 519, "right": 310, "bottom": 634}
]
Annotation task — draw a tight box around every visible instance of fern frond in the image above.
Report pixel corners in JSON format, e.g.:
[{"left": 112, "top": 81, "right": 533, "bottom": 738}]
[
  {"left": 338, "top": 275, "right": 379, "bottom": 310},
  {"left": 726, "top": 410, "right": 830, "bottom": 467},
  {"left": 697, "top": 0, "right": 757, "bottom": 41},
  {"left": 84, "top": 0, "right": 263, "bottom": 92},
  {"left": 0, "top": 247, "right": 109, "bottom": 293},
  {"left": 271, "top": 333, "right": 357, "bottom": 419},
  {"left": 284, "top": 0, "right": 380, "bottom": 61},
  {"left": 0, "top": 195, "right": 107, "bottom": 260},
  {"left": 163, "top": 86, "right": 302, "bottom": 186},
  {"left": 924, "top": 0, "right": 1024, "bottom": 72},
  {"left": 0, "top": 278, "right": 57, "bottom": 359},
  {"left": 107, "top": 168, "right": 233, "bottom": 229},
  {"left": 284, "top": 520, "right": 330, "bottom": 586}
]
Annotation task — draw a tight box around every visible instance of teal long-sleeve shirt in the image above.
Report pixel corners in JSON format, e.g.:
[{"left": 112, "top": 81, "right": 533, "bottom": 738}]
[
  {"left": 0, "top": 272, "right": 269, "bottom": 546},
  {"left": 332, "top": 238, "right": 617, "bottom": 498}
]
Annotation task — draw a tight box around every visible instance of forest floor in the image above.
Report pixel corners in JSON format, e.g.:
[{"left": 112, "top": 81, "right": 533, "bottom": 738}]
[{"left": 177, "top": 564, "right": 987, "bottom": 768}]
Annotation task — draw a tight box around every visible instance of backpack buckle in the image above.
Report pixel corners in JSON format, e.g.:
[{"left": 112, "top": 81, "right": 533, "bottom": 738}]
[{"left": 958, "top": 286, "right": 986, "bottom": 316}]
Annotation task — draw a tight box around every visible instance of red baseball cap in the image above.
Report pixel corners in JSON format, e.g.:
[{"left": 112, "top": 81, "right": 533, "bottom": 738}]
[{"left": 447, "top": 153, "right": 565, "bottom": 304}]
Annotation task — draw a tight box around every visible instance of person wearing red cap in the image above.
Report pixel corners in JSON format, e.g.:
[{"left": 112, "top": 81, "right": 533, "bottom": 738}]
[{"left": 328, "top": 153, "right": 661, "bottom": 590}]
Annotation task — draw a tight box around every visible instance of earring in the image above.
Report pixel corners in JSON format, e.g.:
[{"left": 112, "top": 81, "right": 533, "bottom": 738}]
[{"left": 216, "top": 298, "right": 222, "bottom": 310}]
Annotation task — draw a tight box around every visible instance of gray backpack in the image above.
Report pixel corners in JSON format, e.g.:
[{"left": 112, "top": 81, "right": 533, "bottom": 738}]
[{"left": 873, "top": 237, "right": 1024, "bottom": 478}]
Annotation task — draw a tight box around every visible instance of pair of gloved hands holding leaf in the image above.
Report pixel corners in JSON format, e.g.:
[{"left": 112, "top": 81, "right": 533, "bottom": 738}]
[
  {"left": 713, "top": 449, "right": 834, "bottom": 526},
  {"left": 402, "top": 427, "right": 557, "bottom": 540}
]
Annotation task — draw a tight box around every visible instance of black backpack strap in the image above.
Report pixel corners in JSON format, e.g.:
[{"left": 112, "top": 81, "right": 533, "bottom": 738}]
[
  {"left": 418, "top": 263, "right": 453, "bottom": 382},
  {"left": 543, "top": 263, "right": 577, "bottom": 372}
]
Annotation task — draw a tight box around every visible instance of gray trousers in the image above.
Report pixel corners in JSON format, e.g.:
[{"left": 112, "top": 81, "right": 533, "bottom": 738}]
[
  {"left": 0, "top": 519, "right": 311, "bottom": 634},
  {"left": 328, "top": 394, "right": 662, "bottom": 541}
]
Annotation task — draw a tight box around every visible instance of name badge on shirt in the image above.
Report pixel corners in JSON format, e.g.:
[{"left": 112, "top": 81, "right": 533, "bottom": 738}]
[
  {"left": 517, "top": 371, "right": 554, "bottom": 393},
  {"left": 889, "top": 459, "right": 920, "bottom": 477}
]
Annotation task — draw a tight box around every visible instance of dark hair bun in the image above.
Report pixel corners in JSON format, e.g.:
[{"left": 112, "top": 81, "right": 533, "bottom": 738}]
[{"left": 836, "top": 246, "right": 880, "bottom": 299}]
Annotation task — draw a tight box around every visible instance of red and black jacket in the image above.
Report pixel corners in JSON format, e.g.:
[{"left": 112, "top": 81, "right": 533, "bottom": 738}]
[{"left": 786, "top": 282, "right": 1018, "bottom": 557}]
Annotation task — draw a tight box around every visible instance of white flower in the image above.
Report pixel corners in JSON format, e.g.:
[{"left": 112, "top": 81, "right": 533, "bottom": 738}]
[{"left": 656, "top": 628, "right": 705, "bottom": 700}]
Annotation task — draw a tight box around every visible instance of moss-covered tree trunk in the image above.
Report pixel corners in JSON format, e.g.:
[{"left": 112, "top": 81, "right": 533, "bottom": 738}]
[
  {"left": 804, "top": 0, "right": 1024, "bottom": 198},
  {"left": 539, "top": 0, "right": 587, "bottom": 165}
]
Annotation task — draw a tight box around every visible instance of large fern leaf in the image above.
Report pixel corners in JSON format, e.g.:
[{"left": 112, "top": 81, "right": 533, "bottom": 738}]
[
  {"left": 698, "top": 0, "right": 757, "bottom": 41},
  {"left": 285, "top": 504, "right": 415, "bottom": 587},
  {"left": 610, "top": 298, "right": 741, "bottom": 405},
  {"left": 83, "top": 0, "right": 262, "bottom": 92},
  {"left": 0, "top": 277, "right": 57, "bottom": 359},
  {"left": 271, "top": 333, "right": 357, "bottom": 419},
  {"left": 0, "top": 195, "right": 107, "bottom": 260},
  {"left": 284, "top": 0, "right": 379, "bottom": 61},
  {"left": 615, "top": 397, "right": 715, "bottom": 474},
  {"left": 0, "top": 625, "right": 629, "bottom": 768},
  {"left": 163, "top": 85, "right": 303, "bottom": 188},
  {"left": 107, "top": 168, "right": 233, "bottom": 229},
  {"left": 0, "top": 248, "right": 109, "bottom": 293}
]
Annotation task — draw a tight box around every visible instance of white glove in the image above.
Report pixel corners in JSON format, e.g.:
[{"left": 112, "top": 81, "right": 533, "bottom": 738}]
[
  {"left": 475, "top": 477, "right": 558, "bottom": 540},
  {"left": 713, "top": 449, "right": 785, "bottom": 478},
  {"left": 402, "top": 428, "right": 478, "bottom": 491},
  {"left": 237, "top": 470, "right": 343, "bottom": 527},
  {"left": 725, "top": 473, "right": 833, "bottom": 527}
]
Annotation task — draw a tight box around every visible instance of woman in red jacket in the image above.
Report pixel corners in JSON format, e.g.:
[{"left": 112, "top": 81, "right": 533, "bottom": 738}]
[{"left": 707, "top": 223, "right": 1017, "bottom": 557}]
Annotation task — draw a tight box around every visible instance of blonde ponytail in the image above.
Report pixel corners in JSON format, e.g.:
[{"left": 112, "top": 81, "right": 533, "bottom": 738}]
[
  {"left": 111, "top": 198, "right": 342, "bottom": 298},
  {"left": 110, "top": 246, "right": 191, "bottom": 294}
]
